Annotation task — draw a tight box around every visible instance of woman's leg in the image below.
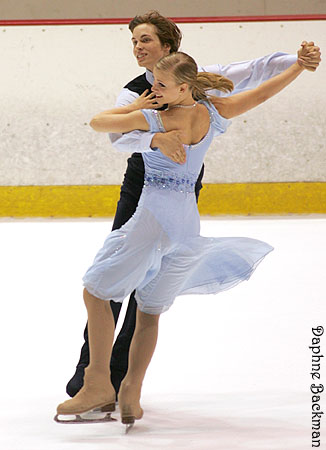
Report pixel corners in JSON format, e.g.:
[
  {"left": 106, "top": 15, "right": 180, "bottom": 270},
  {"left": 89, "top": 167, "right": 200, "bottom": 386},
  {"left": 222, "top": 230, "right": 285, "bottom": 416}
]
[
  {"left": 119, "top": 308, "right": 160, "bottom": 422},
  {"left": 66, "top": 300, "right": 122, "bottom": 398},
  {"left": 65, "top": 154, "right": 145, "bottom": 398},
  {"left": 57, "top": 289, "right": 116, "bottom": 414}
]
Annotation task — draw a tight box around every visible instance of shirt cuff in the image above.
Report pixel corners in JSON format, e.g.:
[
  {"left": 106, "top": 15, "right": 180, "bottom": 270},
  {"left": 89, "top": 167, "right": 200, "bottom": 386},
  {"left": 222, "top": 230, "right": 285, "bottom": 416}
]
[
  {"left": 287, "top": 54, "right": 297, "bottom": 65},
  {"left": 140, "top": 131, "right": 157, "bottom": 152}
]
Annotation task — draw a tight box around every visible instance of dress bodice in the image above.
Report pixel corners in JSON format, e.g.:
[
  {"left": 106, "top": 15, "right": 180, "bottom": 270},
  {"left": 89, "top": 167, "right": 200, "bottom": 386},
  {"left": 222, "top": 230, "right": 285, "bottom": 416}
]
[{"left": 141, "top": 101, "right": 230, "bottom": 192}]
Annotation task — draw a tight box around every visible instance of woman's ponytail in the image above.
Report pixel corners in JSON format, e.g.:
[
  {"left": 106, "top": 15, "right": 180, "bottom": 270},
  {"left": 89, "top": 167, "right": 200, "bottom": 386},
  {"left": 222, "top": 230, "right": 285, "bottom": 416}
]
[{"left": 192, "top": 72, "right": 234, "bottom": 101}]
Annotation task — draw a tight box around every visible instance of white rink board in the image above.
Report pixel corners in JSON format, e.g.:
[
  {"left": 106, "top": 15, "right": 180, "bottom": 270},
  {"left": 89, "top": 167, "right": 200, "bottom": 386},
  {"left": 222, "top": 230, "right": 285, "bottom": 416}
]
[{"left": 1, "top": 20, "right": 325, "bottom": 186}]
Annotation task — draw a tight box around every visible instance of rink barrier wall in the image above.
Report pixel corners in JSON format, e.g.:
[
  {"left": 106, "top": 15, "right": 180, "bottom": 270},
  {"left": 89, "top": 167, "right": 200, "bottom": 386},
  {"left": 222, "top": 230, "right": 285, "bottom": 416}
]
[
  {"left": 2, "top": 18, "right": 325, "bottom": 216},
  {"left": 2, "top": 21, "right": 325, "bottom": 188},
  {"left": 1, "top": 182, "right": 326, "bottom": 217},
  {"left": 1, "top": 15, "right": 326, "bottom": 26}
]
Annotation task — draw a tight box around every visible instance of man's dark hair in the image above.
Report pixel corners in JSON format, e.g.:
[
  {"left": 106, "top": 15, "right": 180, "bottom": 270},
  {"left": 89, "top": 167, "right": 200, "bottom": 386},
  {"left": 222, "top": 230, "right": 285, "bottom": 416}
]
[{"left": 129, "top": 10, "right": 182, "bottom": 53}]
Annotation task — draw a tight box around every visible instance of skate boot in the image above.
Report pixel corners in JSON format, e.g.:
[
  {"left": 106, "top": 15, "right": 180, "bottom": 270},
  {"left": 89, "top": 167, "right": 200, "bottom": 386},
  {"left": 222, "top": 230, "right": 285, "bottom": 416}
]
[
  {"left": 55, "top": 368, "right": 116, "bottom": 424},
  {"left": 118, "top": 381, "right": 143, "bottom": 433}
]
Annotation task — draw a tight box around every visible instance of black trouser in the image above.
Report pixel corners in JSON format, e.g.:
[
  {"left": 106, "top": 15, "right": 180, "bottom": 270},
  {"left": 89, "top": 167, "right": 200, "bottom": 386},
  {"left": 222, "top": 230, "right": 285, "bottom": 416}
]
[{"left": 79, "top": 153, "right": 204, "bottom": 392}]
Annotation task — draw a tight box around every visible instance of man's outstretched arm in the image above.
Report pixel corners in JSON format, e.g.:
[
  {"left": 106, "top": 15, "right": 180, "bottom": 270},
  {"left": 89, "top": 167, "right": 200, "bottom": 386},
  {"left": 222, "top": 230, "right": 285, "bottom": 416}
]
[
  {"left": 202, "top": 41, "right": 320, "bottom": 95},
  {"left": 201, "top": 52, "right": 297, "bottom": 95}
]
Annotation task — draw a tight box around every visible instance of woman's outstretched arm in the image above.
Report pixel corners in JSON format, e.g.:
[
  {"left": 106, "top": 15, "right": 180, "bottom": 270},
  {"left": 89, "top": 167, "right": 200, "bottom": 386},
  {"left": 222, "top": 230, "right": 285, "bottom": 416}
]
[
  {"left": 90, "top": 90, "right": 156, "bottom": 133},
  {"left": 211, "top": 44, "right": 320, "bottom": 119}
]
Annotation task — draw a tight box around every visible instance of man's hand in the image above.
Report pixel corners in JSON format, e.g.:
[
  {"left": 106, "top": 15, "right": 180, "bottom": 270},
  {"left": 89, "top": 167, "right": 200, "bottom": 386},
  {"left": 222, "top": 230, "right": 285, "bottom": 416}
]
[
  {"left": 297, "top": 41, "right": 321, "bottom": 72},
  {"left": 151, "top": 130, "right": 186, "bottom": 164}
]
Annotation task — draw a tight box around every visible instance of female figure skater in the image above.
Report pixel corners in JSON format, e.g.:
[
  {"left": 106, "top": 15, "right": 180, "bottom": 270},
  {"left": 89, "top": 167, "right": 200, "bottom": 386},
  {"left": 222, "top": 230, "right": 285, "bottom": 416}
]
[{"left": 56, "top": 46, "right": 319, "bottom": 428}]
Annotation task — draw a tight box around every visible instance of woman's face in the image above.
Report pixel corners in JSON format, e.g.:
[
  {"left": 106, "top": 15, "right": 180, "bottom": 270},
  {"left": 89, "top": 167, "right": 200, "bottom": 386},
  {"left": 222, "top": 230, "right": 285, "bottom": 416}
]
[
  {"left": 131, "top": 23, "right": 170, "bottom": 72},
  {"left": 152, "top": 68, "right": 185, "bottom": 106}
]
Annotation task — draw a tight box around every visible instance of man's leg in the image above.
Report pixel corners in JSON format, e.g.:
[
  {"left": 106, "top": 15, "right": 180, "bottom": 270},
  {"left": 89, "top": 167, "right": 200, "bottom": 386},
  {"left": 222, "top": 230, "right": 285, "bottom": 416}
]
[
  {"left": 119, "top": 308, "right": 160, "bottom": 422},
  {"left": 110, "top": 291, "right": 137, "bottom": 394}
]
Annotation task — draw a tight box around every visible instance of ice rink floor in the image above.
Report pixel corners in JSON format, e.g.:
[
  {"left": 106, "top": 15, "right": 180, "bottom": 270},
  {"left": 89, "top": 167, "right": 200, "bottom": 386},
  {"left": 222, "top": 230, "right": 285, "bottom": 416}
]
[{"left": 0, "top": 216, "right": 325, "bottom": 450}]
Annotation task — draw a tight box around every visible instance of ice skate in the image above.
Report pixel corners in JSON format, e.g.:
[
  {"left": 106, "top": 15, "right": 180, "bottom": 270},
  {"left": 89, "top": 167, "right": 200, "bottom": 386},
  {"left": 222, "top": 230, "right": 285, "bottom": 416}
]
[
  {"left": 119, "top": 382, "right": 144, "bottom": 432},
  {"left": 120, "top": 405, "right": 144, "bottom": 433},
  {"left": 121, "top": 413, "right": 136, "bottom": 433},
  {"left": 55, "top": 368, "right": 116, "bottom": 424}
]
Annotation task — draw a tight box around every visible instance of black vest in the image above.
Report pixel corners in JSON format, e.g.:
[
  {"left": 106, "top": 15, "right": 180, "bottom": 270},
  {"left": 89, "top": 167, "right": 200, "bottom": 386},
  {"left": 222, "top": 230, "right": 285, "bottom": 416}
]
[
  {"left": 124, "top": 74, "right": 167, "bottom": 111},
  {"left": 124, "top": 73, "right": 152, "bottom": 96}
]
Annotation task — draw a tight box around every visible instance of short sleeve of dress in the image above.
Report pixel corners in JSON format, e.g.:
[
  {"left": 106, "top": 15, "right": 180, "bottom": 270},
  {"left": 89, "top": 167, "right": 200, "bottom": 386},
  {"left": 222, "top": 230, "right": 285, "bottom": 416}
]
[
  {"left": 202, "top": 101, "right": 231, "bottom": 137},
  {"left": 140, "top": 109, "right": 165, "bottom": 133}
]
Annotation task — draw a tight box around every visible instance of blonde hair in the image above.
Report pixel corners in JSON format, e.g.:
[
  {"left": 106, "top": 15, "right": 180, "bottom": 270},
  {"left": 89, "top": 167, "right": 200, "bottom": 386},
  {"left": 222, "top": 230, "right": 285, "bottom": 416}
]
[{"left": 155, "top": 52, "right": 233, "bottom": 100}]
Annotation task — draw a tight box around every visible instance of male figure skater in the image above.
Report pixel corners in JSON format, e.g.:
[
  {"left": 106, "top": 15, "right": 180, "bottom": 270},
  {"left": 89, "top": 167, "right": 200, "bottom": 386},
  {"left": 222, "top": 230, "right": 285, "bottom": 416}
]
[{"left": 65, "top": 11, "right": 321, "bottom": 398}]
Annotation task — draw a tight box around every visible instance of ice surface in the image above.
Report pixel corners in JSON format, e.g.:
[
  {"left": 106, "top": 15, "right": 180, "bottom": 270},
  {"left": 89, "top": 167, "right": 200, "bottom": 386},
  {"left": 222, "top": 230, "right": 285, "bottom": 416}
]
[{"left": 0, "top": 217, "right": 325, "bottom": 449}]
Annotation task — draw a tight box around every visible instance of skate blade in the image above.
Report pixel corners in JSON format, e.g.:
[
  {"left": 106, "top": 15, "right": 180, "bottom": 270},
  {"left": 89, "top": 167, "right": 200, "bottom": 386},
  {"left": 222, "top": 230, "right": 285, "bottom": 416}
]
[
  {"left": 125, "top": 423, "right": 134, "bottom": 434},
  {"left": 122, "top": 416, "right": 135, "bottom": 434},
  {"left": 54, "top": 412, "right": 117, "bottom": 424}
]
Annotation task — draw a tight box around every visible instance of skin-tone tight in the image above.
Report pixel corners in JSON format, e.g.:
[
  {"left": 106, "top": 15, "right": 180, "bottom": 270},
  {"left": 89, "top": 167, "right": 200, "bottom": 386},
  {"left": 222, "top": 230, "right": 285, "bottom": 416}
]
[{"left": 83, "top": 288, "right": 160, "bottom": 420}]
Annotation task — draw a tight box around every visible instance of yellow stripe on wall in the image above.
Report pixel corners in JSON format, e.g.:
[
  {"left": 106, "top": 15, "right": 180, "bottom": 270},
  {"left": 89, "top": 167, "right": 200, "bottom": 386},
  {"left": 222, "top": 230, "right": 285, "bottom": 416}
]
[
  {"left": 199, "top": 182, "right": 326, "bottom": 215},
  {"left": 0, "top": 183, "right": 325, "bottom": 218}
]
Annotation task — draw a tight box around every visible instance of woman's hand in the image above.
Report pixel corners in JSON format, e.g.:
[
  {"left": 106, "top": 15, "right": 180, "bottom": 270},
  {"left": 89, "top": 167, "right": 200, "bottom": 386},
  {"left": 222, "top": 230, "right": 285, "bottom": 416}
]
[
  {"left": 131, "top": 89, "right": 158, "bottom": 110},
  {"left": 297, "top": 41, "right": 321, "bottom": 71}
]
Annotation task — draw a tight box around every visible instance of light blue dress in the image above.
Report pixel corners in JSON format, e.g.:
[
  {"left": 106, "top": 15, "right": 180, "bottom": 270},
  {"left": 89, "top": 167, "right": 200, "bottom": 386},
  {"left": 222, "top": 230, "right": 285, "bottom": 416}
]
[{"left": 83, "top": 102, "right": 273, "bottom": 314}]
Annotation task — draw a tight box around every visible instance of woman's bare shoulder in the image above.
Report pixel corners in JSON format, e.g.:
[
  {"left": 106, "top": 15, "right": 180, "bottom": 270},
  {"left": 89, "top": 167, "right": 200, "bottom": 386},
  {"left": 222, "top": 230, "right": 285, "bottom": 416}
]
[{"left": 210, "top": 96, "right": 232, "bottom": 119}]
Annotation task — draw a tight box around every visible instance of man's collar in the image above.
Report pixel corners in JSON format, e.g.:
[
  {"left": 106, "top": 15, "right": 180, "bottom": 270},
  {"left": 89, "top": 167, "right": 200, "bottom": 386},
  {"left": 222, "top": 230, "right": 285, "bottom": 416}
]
[{"left": 145, "top": 69, "right": 154, "bottom": 85}]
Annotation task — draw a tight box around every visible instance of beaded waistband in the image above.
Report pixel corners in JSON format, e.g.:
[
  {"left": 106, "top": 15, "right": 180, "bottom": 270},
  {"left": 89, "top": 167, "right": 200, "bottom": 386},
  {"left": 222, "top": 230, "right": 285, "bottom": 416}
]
[{"left": 144, "top": 169, "right": 197, "bottom": 193}]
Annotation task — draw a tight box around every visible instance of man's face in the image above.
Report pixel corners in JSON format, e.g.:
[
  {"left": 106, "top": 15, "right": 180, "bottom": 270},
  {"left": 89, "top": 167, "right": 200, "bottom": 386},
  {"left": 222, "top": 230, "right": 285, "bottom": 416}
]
[{"left": 131, "top": 23, "right": 171, "bottom": 72}]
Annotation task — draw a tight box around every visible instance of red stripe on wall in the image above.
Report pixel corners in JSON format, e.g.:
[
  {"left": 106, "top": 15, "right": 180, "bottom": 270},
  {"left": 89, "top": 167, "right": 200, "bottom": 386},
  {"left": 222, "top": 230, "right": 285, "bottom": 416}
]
[{"left": 0, "top": 15, "right": 325, "bottom": 26}]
